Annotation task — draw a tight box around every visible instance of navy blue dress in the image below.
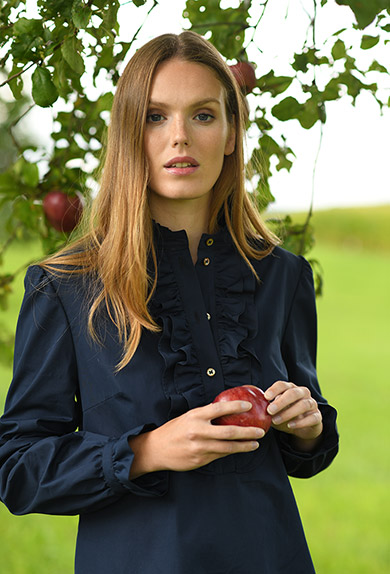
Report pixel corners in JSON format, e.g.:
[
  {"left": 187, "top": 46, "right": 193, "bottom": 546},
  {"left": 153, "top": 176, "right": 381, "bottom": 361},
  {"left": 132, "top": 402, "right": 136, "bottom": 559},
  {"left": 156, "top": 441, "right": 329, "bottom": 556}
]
[{"left": 0, "top": 224, "right": 338, "bottom": 573}]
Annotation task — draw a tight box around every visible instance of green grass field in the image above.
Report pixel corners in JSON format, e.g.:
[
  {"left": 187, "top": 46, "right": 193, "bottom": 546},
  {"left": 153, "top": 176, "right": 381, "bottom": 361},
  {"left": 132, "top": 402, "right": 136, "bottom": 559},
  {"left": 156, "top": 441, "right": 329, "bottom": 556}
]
[{"left": 0, "top": 205, "right": 389, "bottom": 573}]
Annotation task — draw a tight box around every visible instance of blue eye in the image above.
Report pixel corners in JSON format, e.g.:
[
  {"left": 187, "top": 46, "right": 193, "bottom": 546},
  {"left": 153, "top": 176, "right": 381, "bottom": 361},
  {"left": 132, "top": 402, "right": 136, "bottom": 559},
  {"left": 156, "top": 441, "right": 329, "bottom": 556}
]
[
  {"left": 147, "top": 113, "right": 164, "bottom": 123},
  {"left": 195, "top": 113, "right": 214, "bottom": 122}
]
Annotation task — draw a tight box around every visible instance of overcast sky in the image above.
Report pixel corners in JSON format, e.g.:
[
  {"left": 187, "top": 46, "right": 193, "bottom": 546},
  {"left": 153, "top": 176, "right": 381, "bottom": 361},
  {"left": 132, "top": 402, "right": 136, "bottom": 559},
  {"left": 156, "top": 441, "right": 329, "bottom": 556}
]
[{"left": 16, "top": 0, "right": 390, "bottom": 213}]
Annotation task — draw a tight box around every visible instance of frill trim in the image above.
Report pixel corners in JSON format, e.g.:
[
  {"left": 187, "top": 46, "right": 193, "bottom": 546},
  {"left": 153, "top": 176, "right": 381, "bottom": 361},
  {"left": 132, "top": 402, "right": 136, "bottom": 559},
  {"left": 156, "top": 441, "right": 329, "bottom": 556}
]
[
  {"left": 213, "top": 235, "right": 263, "bottom": 389},
  {"left": 149, "top": 224, "right": 264, "bottom": 417},
  {"left": 149, "top": 229, "right": 204, "bottom": 417}
]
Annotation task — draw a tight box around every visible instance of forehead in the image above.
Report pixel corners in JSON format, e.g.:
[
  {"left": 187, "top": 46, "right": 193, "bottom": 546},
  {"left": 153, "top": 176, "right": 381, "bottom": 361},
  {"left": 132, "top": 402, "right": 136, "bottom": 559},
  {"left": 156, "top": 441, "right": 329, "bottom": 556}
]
[{"left": 149, "top": 59, "right": 226, "bottom": 105}]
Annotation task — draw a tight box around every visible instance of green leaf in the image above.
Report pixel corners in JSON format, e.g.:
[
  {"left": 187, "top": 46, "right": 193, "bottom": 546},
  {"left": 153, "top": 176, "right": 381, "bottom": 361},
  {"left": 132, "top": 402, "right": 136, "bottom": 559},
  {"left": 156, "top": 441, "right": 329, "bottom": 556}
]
[
  {"left": 0, "top": 172, "right": 19, "bottom": 195},
  {"left": 258, "top": 71, "right": 293, "bottom": 96},
  {"left": 51, "top": 55, "right": 73, "bottom": 98},
  {"left": 133, "top": 0, "right": 147, "bottom": 6},
  {"left": 97, "top": 92, "right": 114, "bottom": 112},
  {"left": 255, "top": 116, "right": 273, "bottom": 132},
  {"left": 255, "top": 178, "right": 275, "bottom": 211},
  {"left": 21, "top": 162, "right": 39, "bottom": 187},
  {"left": 271, "top": 95, "right": 323, "bottom": 129},
  {"left": 368, "top": 60, "right": 388, "bottom": 73},
  {"left": 102, "top": 0, "right": 120, "bottom": 33},
  {"left": 297, "top": 98, "right": 322, "bottom": 129},
  {"left": 8, "top": 65, "right": 24, "bottom": 100},
  {"left": 292, "top": 50, "right": 314, "bottom": 73},
  {"left": 335, "top": 0, "right": 389, "bottom": 29},
  {"left": 61, "top": 36, "right": 85, "bottom": 75},
  {"left": 272, "top": 97, "right": 304, "bottom": 122},
  {"left": 72, "top": 0, "right": 92, "bottom": 29},
  {"left": 31, "top": 66, "right": 59, "bottom": 107},
  {"left": 13, "top": 17, "right": 42, "bottom": 37},
  {"left": 331, "top": 39, "right": 347, "bottom": 60},
  {"left": 322, "top": 78, "right": 342, "bottom": 101},
  {"left": 361, "top": 35, "right": 380, "bottom": 50}
]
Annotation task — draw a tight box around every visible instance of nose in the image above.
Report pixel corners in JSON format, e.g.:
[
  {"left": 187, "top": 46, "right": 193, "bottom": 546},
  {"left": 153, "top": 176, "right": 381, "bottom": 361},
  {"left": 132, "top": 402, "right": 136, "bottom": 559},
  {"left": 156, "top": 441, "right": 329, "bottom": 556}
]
[{"left": 171, "top": 115, "right": 190, "bottom": 147}]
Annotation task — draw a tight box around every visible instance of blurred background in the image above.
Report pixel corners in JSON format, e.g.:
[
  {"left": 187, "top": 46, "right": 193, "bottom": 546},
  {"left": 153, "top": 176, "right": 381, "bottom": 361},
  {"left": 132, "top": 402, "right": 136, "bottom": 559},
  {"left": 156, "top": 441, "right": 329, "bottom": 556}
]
[{"left": 0, "top": 0, "right": 389, "bottom": 572}]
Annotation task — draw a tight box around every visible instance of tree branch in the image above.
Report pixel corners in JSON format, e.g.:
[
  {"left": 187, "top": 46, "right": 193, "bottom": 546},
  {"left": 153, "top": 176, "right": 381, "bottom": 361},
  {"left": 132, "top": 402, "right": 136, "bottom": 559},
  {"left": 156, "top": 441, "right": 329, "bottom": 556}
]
[
  {"left": 0, "top": 62, "right": 35, "bottom": 88},
  {"left": 7, "top": 104, "right": 36, "bottom": 153}
]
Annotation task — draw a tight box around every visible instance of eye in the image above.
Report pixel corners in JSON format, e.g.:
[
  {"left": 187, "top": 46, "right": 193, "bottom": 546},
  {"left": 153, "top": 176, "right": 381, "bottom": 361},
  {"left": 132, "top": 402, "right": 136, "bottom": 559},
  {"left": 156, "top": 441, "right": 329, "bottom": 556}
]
[
  {"left": 146, "top": 113, "right": 164, "bottom": 123},
  {"left": 195, "top": 113, "right": 214, "bottom": 122}
]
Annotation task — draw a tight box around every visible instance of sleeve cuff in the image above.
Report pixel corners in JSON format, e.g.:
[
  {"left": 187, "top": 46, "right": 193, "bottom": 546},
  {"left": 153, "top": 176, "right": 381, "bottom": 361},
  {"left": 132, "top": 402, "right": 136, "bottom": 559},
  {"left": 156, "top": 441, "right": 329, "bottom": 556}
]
[
  {"left": 102, "top": 424, "right": 169, "bottom": 497},
  {"left": 276, "top": 403, "right": 339, "bottom": 477}
]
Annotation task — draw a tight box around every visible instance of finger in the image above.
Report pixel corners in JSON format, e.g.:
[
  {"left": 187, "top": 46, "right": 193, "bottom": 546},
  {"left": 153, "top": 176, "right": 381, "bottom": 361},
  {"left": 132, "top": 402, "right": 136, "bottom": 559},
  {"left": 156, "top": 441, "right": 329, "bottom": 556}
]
[
  {"left": 207, "top": 438, "right": 260, "bottom": 457},
  {"left": 210, "top": 424, "right": 265, "bottom": 441},
  {"left": 286, "top": 410, "right": 323, "bottom": 430},
  {"left": 267, "top": 386, "right": 311, "bottom": 416},
  {"left": 264, "top": 380, "right": 295, "bottom": 401},
  {"left": 271, "top": 396, "right": 318, "bottom": 425},
  {"left": 201, "top": 400, "right": 253, "bottom": 421}
]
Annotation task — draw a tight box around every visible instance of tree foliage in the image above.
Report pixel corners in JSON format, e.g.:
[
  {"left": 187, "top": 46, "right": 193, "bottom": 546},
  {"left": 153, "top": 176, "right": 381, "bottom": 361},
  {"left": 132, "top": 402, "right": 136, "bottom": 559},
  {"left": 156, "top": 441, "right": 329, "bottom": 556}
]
[{"left": 0, "top": 0, "right": 389, "bottom": 361}]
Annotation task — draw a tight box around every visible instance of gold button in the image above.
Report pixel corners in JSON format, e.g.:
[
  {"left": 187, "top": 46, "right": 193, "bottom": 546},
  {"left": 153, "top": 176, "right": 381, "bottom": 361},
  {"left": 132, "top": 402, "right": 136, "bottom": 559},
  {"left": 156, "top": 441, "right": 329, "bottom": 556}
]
[
  {"left": 206, "top": 238, "right": 214, "bottom": 246},
  {"left": 207, "top": 368, "right": 216, "bottom": 377},
  {"left": 206, "top": 313, "right": 211, "bottom": 320},
  {"left": 203, "top": 257, "right": 210, "bottom": 266}
]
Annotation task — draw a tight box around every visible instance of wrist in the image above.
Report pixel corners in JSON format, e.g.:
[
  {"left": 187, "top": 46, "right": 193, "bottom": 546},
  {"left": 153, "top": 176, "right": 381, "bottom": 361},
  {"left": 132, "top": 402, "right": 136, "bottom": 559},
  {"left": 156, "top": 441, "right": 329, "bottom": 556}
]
[
  {"left": 290, "top": 426, "right": 323, "bottom": 452},
  {"left": 128, "top": 431, "right": 160, "bottom": 479}
]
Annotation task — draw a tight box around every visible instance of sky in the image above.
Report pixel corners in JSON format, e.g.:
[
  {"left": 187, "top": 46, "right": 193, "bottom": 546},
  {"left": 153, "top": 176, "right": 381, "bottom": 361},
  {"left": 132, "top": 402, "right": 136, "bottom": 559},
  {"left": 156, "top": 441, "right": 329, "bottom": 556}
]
[{"left": 12, "top": 0, "right": 390, "bottom": 213}]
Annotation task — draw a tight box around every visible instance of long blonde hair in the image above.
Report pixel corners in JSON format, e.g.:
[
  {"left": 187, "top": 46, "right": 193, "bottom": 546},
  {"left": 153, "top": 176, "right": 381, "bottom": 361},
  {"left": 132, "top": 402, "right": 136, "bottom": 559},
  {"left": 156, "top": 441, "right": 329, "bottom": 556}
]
[{"left": 42, "top": 31, "right": 279, "bottom": 370}]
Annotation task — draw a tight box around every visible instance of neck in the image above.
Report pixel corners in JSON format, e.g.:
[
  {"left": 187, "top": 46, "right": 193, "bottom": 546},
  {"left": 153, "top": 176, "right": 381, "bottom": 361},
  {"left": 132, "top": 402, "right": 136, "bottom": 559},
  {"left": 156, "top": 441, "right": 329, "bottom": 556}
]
[{"left": 150, "top": 196, "right": 210, "bottom": 264}]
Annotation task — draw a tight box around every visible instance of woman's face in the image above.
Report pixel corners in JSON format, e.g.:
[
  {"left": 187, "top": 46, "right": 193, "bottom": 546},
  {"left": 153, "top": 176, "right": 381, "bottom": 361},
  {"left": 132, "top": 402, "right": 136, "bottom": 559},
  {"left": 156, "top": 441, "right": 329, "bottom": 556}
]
[{"left": 144, "top": 59, "right": 235, "bottom": 213}]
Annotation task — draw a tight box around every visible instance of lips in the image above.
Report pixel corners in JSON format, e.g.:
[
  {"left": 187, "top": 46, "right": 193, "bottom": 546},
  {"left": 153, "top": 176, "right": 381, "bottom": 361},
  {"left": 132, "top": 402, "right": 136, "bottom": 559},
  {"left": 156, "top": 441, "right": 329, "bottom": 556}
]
[{"left": 164, "top": 156, "right": 199, "bottom": 168}]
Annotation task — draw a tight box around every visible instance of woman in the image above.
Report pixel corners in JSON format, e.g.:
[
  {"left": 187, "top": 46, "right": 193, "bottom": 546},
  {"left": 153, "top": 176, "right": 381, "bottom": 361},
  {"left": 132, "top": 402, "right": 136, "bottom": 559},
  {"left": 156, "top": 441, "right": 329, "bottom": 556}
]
[{"left": 0, "top": 32, "right": 338, "bottom": 573}]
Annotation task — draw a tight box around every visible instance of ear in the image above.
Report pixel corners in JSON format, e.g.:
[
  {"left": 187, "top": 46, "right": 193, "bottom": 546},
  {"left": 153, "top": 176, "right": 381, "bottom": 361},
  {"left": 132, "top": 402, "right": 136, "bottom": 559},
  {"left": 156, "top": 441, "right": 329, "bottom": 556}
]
[{"left": 224, "top": 115, "right": 236, "bottom": 156}]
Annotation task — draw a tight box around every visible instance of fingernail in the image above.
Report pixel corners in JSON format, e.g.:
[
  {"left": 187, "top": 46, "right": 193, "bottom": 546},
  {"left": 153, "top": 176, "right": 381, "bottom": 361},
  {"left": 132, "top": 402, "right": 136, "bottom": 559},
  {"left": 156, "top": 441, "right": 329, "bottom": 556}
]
[
  {"left": 255, "top": 428, "right": 264, "bottom": 438},
  {"left": 272, "top": 415, "right": 282, "bottom": 424},
  {"left": 287, "top": 421, "right": 296, "bottom": 429},
  {"left": 267, "top": 404, "right": 277, "bottom": 415},
  {"left": 251, "top": 442, "right": 259, "bottom": 450},
  {"left": 241, "top": 401, "right": 252, "bottom": 410}
]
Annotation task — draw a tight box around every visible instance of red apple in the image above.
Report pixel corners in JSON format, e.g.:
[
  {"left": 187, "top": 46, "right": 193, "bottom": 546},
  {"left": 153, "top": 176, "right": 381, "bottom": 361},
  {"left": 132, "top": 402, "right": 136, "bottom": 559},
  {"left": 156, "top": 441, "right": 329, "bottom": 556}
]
[
  {"left": 229, "top": 61, "right": 257, "bottom": 94},
  {"left": 212, "top": 384, "right": 272, "bottom": 433},
  {"left": 43, "top": 190, "right": 83, "bottom": 232}
]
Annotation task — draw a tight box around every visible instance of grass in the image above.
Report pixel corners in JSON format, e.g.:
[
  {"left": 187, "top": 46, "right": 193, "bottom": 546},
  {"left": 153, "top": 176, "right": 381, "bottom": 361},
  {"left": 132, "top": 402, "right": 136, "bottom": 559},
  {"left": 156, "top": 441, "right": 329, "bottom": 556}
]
[
  {"left": 268, "top": 203, "right": 390, "bottom": 254},
  {"left": 291, "top": 243, "right": 390, "bottom": 573},
  {"left": 0, "top": 205, "right": 389, "bottom": 572}
]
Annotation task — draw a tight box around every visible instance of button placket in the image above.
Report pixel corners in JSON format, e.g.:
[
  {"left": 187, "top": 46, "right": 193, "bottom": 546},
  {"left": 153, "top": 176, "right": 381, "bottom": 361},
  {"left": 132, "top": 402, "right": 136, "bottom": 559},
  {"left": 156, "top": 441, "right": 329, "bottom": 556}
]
[{"left": 170, "top": 253, "right": 224, "bottom": 402}]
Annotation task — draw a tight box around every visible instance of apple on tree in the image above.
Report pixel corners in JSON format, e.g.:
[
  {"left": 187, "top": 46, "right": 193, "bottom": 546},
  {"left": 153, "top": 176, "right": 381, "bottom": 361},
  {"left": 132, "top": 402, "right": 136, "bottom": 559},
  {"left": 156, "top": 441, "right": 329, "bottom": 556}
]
[
  {"left": 212, "top": 384, "right": 272, "bottom": 433},
  {"left": 43, "top": 190, "right": 83, "bottom": 233},
  {"left": 229, "top": 61, "right": 257, "bottom": 94}
]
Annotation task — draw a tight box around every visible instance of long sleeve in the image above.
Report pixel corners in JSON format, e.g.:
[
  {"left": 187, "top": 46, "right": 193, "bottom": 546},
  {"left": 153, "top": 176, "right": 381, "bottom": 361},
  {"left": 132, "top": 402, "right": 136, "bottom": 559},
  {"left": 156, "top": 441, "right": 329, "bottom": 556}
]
[
  {"left": 0, "top": 266, "right": 167, "bottom": 516},
  {"left": 278, "top": 257, "right": 339, "bottom": 478}
]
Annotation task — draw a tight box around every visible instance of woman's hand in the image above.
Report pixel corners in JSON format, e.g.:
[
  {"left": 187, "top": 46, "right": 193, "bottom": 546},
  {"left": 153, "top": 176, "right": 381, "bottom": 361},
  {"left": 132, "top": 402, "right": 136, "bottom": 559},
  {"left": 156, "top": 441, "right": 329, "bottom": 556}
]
[
  {"left": 128, "top": 400, "right": 264, "bottom": 479},
  {"left": 264, "top": 381, "right": 323, "bottom": 451}
]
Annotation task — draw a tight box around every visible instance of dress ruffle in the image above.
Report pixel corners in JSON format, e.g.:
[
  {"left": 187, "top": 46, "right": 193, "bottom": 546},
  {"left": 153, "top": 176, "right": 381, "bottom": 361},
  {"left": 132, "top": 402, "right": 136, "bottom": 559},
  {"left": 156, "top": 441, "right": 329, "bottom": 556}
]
[
  {"left": 149, "top": 223, "right": 263, "bottom": 417},
  {"left": 213, "top": 233, "right": 263, "bottom": 390},
  {"left": 150, "top": 259, "right": 204, "bottom": 417}
]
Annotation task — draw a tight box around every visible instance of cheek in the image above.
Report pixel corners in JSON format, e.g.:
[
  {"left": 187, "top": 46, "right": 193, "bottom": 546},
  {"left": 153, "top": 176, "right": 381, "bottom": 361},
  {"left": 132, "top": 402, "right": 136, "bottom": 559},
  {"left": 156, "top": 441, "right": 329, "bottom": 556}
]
[{"left": 205, "top": 130, "right": 229, "bottom": 158}]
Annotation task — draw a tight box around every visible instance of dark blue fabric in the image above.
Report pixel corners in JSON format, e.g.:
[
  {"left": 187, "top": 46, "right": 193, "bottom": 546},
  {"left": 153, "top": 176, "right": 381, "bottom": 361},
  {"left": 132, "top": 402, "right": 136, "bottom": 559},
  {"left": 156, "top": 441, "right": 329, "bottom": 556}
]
[{"left": 0, "top": 225, "right": 338, "bottom": 573}]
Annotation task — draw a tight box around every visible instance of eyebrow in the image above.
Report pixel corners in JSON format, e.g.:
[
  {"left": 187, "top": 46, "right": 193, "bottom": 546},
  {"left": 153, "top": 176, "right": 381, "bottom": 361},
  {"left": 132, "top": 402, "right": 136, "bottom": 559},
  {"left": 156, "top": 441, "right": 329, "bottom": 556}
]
[{"left": 148, "top": 97, "right": 222, "bottom": 108}]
